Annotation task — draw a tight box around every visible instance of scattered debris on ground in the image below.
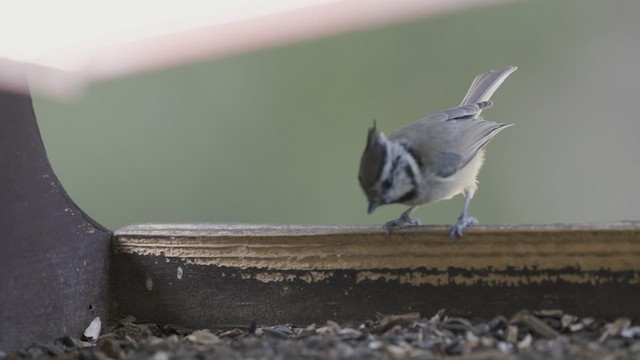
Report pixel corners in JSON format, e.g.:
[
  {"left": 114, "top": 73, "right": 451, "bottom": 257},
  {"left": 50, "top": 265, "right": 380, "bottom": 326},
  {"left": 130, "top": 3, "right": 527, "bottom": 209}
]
[{"left": 3, "top": 309, "right": 640, "bottom": 359}]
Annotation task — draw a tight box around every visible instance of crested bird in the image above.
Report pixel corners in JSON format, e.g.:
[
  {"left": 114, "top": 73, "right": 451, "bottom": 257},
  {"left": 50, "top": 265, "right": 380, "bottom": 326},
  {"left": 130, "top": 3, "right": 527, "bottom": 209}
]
[{"left": 358, "top": 66, "right": 517, "bottom": 237}]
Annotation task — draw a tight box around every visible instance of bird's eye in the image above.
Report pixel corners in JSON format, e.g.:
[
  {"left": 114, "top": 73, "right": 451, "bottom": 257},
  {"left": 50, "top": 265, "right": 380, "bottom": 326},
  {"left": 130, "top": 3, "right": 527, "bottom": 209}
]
[{"left": 382, "top": 179, "right": 392, "bottom": 190}]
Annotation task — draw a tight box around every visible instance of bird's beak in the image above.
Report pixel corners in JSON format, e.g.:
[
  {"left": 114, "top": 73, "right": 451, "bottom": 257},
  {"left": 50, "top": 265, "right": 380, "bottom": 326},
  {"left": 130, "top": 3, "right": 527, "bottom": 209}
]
[{"left": 367, "top": 199, "right": 380, "bottom": 214}]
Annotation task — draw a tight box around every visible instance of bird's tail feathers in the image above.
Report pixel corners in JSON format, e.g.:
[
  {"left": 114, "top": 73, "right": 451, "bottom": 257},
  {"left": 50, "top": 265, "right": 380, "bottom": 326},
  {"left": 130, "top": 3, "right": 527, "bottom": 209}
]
[{"left": 460, "top": 66, "right": 517, "bottom": 106}]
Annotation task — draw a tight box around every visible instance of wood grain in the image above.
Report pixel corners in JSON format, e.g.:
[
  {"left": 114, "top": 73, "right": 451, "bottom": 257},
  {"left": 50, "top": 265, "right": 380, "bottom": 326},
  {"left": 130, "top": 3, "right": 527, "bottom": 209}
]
[{"left": 113, "top": 222, "right": 640, "bottom": 328}]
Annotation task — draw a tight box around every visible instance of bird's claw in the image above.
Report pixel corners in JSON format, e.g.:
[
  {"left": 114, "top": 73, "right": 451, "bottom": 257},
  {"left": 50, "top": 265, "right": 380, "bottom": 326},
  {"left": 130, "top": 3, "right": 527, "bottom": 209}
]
[
  {"left": 383, "top": 213, "right": 421, "bottom": 236},
  {"left": 449, "top": 216, "right": 478, "bottom": 238}
]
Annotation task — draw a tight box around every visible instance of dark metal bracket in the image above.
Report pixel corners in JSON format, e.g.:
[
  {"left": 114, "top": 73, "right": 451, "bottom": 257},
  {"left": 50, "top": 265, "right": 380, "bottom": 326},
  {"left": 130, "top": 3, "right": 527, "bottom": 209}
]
[{"left": 0, "top": 89, "right": 112, "bottom": 351}]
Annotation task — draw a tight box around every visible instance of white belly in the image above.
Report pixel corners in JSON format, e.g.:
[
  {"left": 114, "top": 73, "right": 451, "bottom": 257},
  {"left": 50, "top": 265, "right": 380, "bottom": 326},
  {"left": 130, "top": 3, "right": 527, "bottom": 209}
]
[{"left": 410, "top": 150, "right": 485, "bottom": 205}]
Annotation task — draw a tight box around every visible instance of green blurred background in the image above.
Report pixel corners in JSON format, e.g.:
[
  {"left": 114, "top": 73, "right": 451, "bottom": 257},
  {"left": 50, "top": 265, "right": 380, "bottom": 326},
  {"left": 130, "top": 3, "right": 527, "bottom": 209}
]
[{"left": 34, "top": 0, "right": 640, "bottom": 230}]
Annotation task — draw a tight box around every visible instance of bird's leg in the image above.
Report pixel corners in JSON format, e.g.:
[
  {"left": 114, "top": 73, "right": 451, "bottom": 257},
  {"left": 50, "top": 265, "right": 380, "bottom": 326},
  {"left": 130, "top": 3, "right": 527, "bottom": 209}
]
[
  {"left": 383, "top": 206, "right": 421, "bottom": 236},
  {"left": 450, "top": 192, "right": 478, "bottom": 238}
]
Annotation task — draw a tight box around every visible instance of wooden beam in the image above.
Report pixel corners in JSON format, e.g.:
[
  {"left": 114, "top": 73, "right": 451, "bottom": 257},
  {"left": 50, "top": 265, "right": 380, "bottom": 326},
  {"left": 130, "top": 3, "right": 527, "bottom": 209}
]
[{"left": 113, "top": 222, "right": 640, "bottom": 327}]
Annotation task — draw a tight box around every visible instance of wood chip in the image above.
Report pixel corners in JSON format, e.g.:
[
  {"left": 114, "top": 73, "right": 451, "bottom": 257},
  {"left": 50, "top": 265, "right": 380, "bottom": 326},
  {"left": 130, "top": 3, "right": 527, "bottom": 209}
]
[
  {"left": 510, "top": 310, "right": 560, "bottom": 339},
  {"left": 534, "top": 309, "right": 564, "bottom": 318},
  {"left": 561, "top": 314, "right": 577, "bottom": 329},
  {"left": 569, "top": 323, "right": 584, "bottom": 332},
  {"left": 506, "top": 326, "right": 518, "bottom": 343},
  {"left": 517, "top": 333, "right": 533, "bottom": 350},
  {"left": 600, "top": 318, "right": 632, "bottom": 342},
  {"left": 219, "top": 328, "right": 243, "bottom": 339},
  {"left": 186, "top": 330, "right": 220, "bottom": 345}
]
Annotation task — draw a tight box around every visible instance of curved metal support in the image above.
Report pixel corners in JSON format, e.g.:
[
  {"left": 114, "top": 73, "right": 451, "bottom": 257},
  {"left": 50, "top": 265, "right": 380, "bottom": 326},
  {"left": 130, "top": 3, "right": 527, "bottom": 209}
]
[{"left": 0, "top": 89, "right": 112, "bottom": 350}]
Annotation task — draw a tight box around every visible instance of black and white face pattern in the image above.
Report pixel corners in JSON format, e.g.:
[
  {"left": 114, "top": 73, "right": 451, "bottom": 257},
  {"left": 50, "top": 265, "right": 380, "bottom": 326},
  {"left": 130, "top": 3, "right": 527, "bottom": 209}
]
[
  {"left": 376, "top": 141, "right": 421, "bottom": 205},
  {"left": 358, "top": 127, "right": 422, "bottom": 211}
]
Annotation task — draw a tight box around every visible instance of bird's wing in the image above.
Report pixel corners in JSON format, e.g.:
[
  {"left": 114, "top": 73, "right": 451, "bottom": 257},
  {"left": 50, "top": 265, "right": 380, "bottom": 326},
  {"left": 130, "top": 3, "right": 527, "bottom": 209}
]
[
  {"left": 452, "top": 120, "right": 512, "bottom": 170},
  {"left": 389, "top": 117, "right": 511, "bottom": 178},
  {"left": 388, "top": 66, "right": 516, "bottom": 177},
  {"left": 417, "top": 101, "right": 493, "bottom": 124}
]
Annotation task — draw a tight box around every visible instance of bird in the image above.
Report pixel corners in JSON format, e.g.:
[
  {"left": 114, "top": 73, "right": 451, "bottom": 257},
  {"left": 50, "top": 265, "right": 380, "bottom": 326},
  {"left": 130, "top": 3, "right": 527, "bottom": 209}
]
[{"left": 358, "top": 66, "right": 517, "bottom": 238}]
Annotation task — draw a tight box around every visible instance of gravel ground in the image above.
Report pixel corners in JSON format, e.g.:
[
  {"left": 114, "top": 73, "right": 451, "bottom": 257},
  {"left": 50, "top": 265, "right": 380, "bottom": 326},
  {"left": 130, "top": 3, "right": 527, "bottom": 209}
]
[{"left": 3, "top": 309, "right": 640, "bottom": 359}]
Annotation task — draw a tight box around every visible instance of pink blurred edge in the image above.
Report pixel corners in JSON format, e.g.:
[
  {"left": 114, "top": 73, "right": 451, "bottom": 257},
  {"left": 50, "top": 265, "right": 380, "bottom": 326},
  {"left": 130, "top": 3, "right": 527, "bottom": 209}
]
[{"left": 0, "top": 0, "right": 512, "bottom": 98}]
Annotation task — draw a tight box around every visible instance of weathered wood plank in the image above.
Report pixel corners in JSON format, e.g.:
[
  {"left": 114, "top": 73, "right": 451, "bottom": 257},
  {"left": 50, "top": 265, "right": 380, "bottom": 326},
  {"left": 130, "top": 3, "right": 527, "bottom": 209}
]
[{"left": 113, "top": 222, "right": 640, "bottom": 328}]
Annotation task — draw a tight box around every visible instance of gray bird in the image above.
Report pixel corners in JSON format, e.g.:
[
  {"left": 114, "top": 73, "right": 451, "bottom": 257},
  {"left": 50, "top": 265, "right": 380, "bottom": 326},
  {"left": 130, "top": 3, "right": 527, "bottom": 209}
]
[{"left": 358, "top": 66, "right": 516, "bottom": 237}]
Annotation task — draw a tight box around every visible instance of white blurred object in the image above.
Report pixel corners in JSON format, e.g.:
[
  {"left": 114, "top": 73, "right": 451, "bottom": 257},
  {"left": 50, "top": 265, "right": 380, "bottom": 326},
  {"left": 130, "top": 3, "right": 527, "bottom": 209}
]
[
  {"left": 83, "top": 316, "right": 101, "bottom": 342},
  {"left": 0, "top": 0, "right": 510, "bottom": 98}
]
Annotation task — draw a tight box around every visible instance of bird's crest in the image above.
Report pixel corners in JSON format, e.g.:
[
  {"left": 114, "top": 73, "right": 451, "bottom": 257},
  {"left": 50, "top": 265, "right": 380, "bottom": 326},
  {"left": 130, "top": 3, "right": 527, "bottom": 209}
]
[{"left": 359, "top": 120, "right": 387, "bottom": 191}]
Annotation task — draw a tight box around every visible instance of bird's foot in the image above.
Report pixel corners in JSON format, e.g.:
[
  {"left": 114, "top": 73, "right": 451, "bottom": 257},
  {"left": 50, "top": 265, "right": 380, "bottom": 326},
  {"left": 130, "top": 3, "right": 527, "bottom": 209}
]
[
  {"left": 449, "top": 216, "right": 478, "bottom": 238},
  {"left": 383, "top": 213, "right": 421, "bottom": 236}
]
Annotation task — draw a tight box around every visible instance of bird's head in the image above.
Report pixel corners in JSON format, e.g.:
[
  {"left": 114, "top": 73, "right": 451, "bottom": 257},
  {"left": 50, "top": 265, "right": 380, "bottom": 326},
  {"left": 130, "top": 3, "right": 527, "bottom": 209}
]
[{"left": 358, "top": 121, "right": 419, "bottom": 213}]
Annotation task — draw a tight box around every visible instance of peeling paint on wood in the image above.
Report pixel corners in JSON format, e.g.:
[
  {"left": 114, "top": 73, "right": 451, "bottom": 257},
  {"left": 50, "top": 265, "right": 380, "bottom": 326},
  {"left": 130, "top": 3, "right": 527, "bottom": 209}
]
[{"left": 112, "top": 222, "right": 640, "bottom": 327}]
